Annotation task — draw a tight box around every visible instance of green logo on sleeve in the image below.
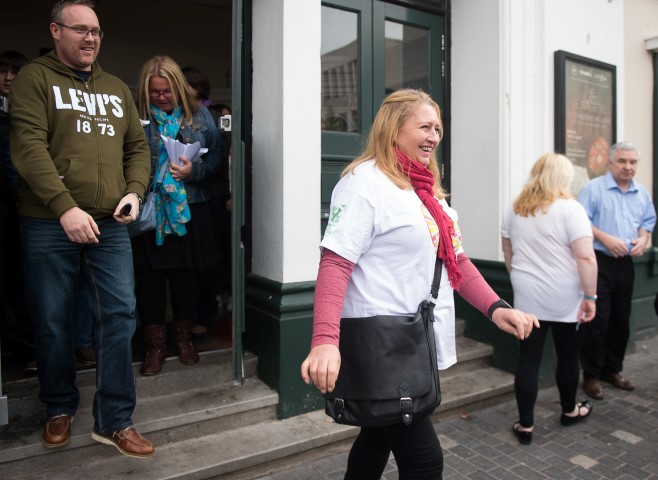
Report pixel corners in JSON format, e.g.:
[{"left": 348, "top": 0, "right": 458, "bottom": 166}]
[{"left": 325, "top": 204, "right": 347, "bottom": 236}]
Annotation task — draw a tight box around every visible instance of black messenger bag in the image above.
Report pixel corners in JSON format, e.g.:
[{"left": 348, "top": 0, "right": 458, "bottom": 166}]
[{"left": 324, "top": 258, "right": 442, "bottom": 427}]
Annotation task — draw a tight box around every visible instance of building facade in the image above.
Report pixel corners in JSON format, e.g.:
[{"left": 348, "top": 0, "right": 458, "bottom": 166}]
[{"left": 1, "top": 0, "right": 657, "bottom": 423}]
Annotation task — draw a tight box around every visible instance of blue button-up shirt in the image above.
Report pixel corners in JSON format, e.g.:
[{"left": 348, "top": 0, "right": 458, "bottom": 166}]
[{"left": 577, "top": 172, "right": 656, "bottom": 256}]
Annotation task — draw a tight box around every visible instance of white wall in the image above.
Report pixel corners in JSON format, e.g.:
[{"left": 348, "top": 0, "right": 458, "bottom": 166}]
[
  {"left": 251, "top": 0, "right": 321, "bottom": 283},
  {"left": 451, "top": 0, "right": 624, "bottom": 261},
  {"left": 626, "top": 0, "right": 658, "bottom": 190},
  {"left": 451, "top": 0, "right": 503, "bottom": 260}
]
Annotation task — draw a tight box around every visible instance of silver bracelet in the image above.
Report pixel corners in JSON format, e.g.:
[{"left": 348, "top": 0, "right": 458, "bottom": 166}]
[{"left": 128, "top": 192, "right": 143, "bottom": 205}]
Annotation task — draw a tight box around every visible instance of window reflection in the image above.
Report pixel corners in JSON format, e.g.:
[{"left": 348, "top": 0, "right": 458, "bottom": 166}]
[
  {"left": 321, "top": 6, "right": 358, "bottom": 132},
  {"left": 385, "top": 21, "right": 429, "bottom": 93}
]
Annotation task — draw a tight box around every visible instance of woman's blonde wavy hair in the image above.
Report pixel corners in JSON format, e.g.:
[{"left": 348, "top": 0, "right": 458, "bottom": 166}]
[
  {"left": 137, "top": 55, "right": 199, "bottom": 126},
  {"left": 513, "top": 153, "right": 574, "bottom": 216},
  {"left": 343, "top": 89, "right": 446, "bottom": 198}
]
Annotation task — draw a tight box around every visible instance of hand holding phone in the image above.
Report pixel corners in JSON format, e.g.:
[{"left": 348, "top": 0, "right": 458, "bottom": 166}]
[{"left": 119, "top": 203, "right": 132, "bottom": 216}]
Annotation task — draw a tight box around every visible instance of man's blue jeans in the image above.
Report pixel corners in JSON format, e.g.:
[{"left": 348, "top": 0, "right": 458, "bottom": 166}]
[
  {"left": 21, "top": 216, "right": 137, "bottom": 435},
  {"left": 73, "top": 275, "right": 95, "bottom": 351}
]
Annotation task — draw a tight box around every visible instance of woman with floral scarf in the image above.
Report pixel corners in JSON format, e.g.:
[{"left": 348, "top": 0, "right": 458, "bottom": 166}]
[{"left": 132, "top": 55, "right": 224, "bottom": 376}]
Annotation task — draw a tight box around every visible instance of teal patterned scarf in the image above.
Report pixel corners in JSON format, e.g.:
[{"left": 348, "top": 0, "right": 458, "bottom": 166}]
[{"left": 150, "top": 105, "right": 191, "bottom": 246}]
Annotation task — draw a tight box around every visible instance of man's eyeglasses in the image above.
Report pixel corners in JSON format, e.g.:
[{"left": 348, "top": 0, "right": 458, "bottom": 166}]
[
  {"left": 149, "top": 90, "right": 173, "bottom": 99},
  {"left": 55, "top": 23, "right": 104, "bottom": 39}
]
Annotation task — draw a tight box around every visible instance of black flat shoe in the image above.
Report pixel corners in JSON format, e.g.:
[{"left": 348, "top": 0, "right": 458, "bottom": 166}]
[
  {"left": 560, "top": 400, "right": 593, "bottom": 426},
  {"left": 512, "top": 422, "right": 532, "bottom": 445}
]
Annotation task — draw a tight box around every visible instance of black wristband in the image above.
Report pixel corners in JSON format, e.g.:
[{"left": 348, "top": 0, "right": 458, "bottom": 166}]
[{"left": 487, "top": 299, "right": 512, "bottom": 321}]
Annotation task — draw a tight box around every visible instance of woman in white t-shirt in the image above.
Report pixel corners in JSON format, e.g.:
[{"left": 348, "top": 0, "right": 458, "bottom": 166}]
[
  {"left": 501, "top": 153, "right": 597, "bottom": 446},
  {"left": 301, "top": 89, "right": 539, "bottom": 479}
]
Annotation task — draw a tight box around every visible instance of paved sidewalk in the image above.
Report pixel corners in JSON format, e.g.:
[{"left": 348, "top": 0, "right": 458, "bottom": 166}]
[{"left": 260, "top": 335, "right": 658, "bottom": 480}]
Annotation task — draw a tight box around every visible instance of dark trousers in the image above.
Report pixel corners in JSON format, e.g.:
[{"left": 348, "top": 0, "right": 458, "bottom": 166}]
[
  {"left": 581, "top": 252, "right": 634, "bottom": 380},
  {"left": 134, "top": 264, "right": 198, "bottom": 326},
  {"left": 515, "top": 320, "right": 582, "bottom": 427},
  {"left": 344, "top": 415, "right": 443, "bottom": 480}
]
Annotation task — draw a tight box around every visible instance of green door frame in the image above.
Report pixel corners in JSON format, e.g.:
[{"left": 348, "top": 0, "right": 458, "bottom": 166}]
[
  {"left": 0, "top": 345, "right": 6, "bottom": 425},
  {"left": 231, "top": 0, "right": 246, "bottom": 383}
]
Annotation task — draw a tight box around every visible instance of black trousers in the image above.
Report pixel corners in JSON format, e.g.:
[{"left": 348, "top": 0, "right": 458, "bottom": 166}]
[
  {"left": 515, "top": 320, "right": 582, "bottom": 428},
  {"left": 134, "top": 263, "right": 198, "bottom": 326},
  {"left": 580, "top": 252, "right": 634, "bottom": 380},
  {"left": 344, "top": 415, "right": 443, "bottom": 480}
]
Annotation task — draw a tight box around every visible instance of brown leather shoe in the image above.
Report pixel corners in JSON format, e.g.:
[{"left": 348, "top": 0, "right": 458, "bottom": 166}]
[
  {"left": 91, "top": 427, "right": 156, "bottom": 458},
  {"left": 602, "top": 372, "right": 635, "bottom": 391},
  {"left": 583, "top": 379, "right": 604, "bottom": 400},
  {"left": 43, "top": 414, "right": 73, "bottom": 448}
]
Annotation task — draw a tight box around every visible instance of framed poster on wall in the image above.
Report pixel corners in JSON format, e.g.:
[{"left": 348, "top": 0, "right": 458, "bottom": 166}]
[{"left": 554, "top": 50, "right": 616, "bottom": 195}]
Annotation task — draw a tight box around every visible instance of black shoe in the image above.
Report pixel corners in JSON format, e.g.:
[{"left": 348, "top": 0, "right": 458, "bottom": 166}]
[
  {"left": 560, "top": 400, "right": 592, "bottom": 426},
  {"left": 512, "top": 422, "right": 532, "bottom": 445}
]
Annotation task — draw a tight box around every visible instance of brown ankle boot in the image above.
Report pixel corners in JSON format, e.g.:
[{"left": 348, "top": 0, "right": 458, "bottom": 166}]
[
  {"left": 174, "top": 320, "right": 199, "bottom": 365},
  {"left": 140, "top": 325, "right": 167, "bottom": 376}
]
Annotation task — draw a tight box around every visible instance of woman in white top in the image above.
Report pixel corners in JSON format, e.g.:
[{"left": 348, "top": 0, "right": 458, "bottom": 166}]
[
  {"left": 301, "top": 89, "right": 539, "bottom": 479},
  {"left": 501, "top": 153, "right": 597, "bottom": 445}
]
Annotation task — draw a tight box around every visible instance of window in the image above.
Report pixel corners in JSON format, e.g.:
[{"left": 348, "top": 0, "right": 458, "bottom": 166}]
[{"left": 321, "top": 6, "right": 359, "bottom": 132}]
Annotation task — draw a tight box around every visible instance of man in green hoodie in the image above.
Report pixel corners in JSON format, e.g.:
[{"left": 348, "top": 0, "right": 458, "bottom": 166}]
[{"left": 9, "top": 0, "right": 154, "bottom": 458}]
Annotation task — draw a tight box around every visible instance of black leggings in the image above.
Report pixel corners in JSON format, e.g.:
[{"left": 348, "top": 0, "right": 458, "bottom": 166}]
[
  {"left": 515, "top": 320, "right": 582, "bottom": 428},
  {"left": 345, "top": 415, "right": 443, "bottom": 479}
]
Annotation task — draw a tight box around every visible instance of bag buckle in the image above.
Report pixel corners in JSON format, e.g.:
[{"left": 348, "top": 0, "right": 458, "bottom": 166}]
[
  {"left": 334, "top": 398, "right": 345, "bottom": 422},
  {"left": 400, "top": 397, "right": 413, "bottom": 425}
]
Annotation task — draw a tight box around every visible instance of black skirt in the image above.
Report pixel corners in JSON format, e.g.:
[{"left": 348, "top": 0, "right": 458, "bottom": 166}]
[{"left": 131, "top": 199, "right": 219, "bottom": 272}]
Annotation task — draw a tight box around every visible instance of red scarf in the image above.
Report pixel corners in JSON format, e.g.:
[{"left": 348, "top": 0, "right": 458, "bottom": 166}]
[{"left": 396, "top": 149, "right": 462, "bottom": 288}]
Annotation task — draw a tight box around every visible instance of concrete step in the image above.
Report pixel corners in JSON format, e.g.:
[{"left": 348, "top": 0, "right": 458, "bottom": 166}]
[
  {"left": 3, "top": 350, "right": 258, "bottom": 412},
  {"left": 0, "top": 366, "right": 513, "bottom": 480},
  {"left": 443, "top": 335, "right": 494, "bottom": 379},
  {"left": 0, "top": 409, "right": 354, "bottom": 480},
  {"left": 435, "top": 365, "right": 514, "bottom": 418},
  {"left": 0, "top": 376, "right": 278, "bottom": 466},
  {"left": 0, "top": 331, "right": 511, "bottom": 479}
]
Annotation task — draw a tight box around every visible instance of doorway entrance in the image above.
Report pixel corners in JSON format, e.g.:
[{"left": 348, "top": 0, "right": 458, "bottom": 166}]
[{"left": 0, "top": 0, "right": 246, "bottom": 423}]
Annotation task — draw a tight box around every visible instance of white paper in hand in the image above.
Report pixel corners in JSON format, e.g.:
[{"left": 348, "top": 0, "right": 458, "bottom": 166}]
[{"left": 160, "top": 135, "right": 209, "bottom": 166}]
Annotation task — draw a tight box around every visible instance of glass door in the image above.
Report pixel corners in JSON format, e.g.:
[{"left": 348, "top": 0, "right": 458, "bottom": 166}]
[
  {"left": 321, "top": 0, "right": 373, "bottom": 232},
  {"left": 374, "top": 1, "right": 446, "bottom": 184},
  {"left": 321, "top": 0, "right": 446, "bottom": 231}
]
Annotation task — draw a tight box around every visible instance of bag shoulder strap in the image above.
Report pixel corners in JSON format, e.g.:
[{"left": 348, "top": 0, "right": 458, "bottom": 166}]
[
  {"left": 155, "top": 159, "right": 169, "bottom": 185},
  {"left": 429, "top": 256, "right": 443, "bottom": 302}
]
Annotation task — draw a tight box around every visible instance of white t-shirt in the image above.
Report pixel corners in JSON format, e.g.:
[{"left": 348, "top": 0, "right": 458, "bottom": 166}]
[
  {"left": 320, "top": 159, "right": 464, "bottom": 369},
  {"left": 501, "top": 199, "right": 592, "bottom": 322}
]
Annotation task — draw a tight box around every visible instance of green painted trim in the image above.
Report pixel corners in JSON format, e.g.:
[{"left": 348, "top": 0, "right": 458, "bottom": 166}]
[
  {"left": 653, "top": 51, "right": 658, "bottom": 247},
  {"left": 244, "top": 274, "right": 323, "bottom": 419}
]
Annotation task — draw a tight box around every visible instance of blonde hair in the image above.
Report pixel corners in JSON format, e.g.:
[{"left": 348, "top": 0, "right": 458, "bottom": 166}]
[
  {"left": 137, "top": 55, "right": 199, "bottom": 125},
  {"left": 513, "top": 153, "right": 574, "bottom": 216},
  {"left": 343, "top": 89, "right": 446, "bottom": 198}
]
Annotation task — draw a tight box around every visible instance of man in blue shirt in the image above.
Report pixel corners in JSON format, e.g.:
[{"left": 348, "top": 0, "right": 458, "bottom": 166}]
[{"left": 577, "top": 142, "right": 656, "bottom": 400}]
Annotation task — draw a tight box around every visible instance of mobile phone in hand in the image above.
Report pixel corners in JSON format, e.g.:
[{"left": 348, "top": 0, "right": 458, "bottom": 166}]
[{"left": 119, "top": 203, "right": 132, "bottom": 216}]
